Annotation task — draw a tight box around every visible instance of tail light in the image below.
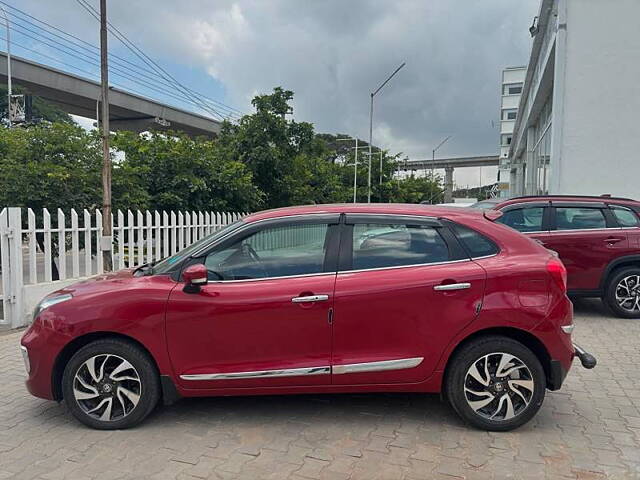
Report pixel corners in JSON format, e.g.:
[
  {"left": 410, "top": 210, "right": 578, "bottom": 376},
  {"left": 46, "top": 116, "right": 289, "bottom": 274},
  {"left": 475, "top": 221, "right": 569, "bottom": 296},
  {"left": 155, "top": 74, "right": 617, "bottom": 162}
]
[{"left": 547, "top": 257, "right": 567, "bottom": 293}]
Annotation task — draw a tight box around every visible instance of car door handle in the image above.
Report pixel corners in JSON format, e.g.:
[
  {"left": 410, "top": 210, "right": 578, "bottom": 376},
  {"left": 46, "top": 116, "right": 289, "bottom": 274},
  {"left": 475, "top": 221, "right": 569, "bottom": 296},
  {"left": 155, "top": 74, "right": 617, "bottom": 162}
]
[
  {"left": 604, "top": 237, "right": 623, "bottom": 244},
  {"left": 291, "top": 295, "right": 329, "bottom": 303},
  {"left": 434, "top": 283, "right": 471, "bottom": 291}
]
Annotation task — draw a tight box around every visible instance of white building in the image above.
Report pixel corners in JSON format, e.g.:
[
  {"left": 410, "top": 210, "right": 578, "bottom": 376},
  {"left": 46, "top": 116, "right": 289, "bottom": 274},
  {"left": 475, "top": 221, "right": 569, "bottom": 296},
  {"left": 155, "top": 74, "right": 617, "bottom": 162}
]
[
  {"left": 506, "top": 0, "right": 640, "bottom": 198},
  {"left": 497, "top": 66, "right": 526, "bottom": 197}
]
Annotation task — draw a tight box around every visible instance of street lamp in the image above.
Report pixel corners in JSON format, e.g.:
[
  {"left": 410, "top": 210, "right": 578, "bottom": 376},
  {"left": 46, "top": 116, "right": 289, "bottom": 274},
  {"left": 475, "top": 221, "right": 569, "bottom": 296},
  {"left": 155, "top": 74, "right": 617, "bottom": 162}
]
[
  {"left": 0, "top": 5, "right": 12, "bottom": 127},
  {"left": 428, "top": 135, "right": 452, "bottom": 204},
  {"left": 336, "top": 136, "right": 368, "bottom": 203},
  {"left": 368, "top": 61, "right": 406, "bottom": 203}
]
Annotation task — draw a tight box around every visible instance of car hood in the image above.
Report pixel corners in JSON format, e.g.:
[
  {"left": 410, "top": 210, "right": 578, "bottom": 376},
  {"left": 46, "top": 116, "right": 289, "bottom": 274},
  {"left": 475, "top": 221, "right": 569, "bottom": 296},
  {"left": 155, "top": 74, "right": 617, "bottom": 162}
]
[{"left": 54, "top": 269, "right": 139, "bottom": 296}]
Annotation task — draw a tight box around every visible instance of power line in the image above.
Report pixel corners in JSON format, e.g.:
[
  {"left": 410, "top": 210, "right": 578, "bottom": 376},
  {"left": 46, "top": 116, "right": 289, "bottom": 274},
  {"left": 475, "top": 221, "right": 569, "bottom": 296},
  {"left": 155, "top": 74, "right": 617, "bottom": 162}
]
[
  {"left": 76, "top": 0, "right": 226, "bottom": 121},
  {"left": 0, "top": 0, "right": 244, "bottom": 119}
]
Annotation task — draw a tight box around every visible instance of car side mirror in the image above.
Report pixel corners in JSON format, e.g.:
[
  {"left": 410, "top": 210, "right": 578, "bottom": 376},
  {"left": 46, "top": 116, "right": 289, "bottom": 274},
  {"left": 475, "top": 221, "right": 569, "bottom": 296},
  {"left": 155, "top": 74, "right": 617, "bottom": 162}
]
[{"left": 182, "top": 264, "right": 208, "bottom": 293}]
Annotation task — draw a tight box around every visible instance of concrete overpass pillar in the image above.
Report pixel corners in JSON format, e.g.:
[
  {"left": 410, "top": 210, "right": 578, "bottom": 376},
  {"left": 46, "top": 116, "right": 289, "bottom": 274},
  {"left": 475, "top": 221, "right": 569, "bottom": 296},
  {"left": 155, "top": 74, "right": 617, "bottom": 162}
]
[{"left": 444, "top": 167, "right": 454, "bottom": 203}]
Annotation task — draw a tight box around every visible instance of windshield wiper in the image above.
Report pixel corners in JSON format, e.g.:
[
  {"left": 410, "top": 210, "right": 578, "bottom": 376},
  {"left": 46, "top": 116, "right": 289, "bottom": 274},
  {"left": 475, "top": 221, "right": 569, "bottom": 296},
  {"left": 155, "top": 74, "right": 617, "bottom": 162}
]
[{"left": 133, "top": 259, "right": 161, "bottom": 276}]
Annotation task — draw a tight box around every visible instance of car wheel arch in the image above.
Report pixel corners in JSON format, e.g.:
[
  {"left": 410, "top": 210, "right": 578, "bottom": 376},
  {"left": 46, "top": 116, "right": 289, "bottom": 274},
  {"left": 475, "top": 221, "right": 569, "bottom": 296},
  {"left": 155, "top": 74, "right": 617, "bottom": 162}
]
[
  {"left": 51, "top": 332, "right": 161, "bottom": 402},
  {"left": 441, "top": 327, "right": 552, "bottom": 394},
  {"left": 600, "top": 255, "right": 640, "bottom": 292}
]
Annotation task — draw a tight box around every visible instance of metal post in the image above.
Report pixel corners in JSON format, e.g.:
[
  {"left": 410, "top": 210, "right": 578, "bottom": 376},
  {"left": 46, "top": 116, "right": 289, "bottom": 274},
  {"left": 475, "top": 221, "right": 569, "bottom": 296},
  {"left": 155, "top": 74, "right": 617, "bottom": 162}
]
[
  {"left": 0, "top": 6, "right": 12, "bottom": 127},
  {"left": 100, "top": 0, "right": 113, "bottom": 270},
  {"left": 353, "top": 138, "right": 358, "bottom": 203},
  {"left": 367, "top": 93, "right": 373, "bottom": 203},
  {"left": 378, "top": 151, "right": 384, "bottom": 202}
]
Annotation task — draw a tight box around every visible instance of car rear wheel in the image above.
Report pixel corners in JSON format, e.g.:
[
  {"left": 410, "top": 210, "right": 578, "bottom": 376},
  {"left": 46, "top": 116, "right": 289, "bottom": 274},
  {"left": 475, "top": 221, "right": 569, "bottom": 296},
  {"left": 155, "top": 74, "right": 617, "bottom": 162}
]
[
  {"left": 604, "top": 267, "right": 640, "bottom": 318},
  {"left": 446, "top": 336, "right": 546, "bottom": 431},
  {"left": 62, "top": 338, "right": 160, "bottom": 429}
]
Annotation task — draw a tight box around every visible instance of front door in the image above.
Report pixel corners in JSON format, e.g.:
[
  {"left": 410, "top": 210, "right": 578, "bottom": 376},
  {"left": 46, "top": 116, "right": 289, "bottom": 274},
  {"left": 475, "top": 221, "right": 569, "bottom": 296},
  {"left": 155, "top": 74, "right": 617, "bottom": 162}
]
[
  {"left": 331, "top": 216, "right": 486, "bottom": 385},
  {"left": 165, "top": 217, "right": 339, "bottom": 390}
]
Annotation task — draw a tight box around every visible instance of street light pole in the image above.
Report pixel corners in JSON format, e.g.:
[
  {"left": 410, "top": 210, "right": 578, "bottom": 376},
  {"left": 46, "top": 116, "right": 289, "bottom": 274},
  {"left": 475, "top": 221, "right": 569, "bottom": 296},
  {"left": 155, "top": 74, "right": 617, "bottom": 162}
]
[
  {"left": 368, "top": 61, "right": 406, "bottom": 203},
  {"left": 337, "top": 136, "right": 368, "bottom": 203},
  {"left": 0, "top": 6, "right": 11, "bottom": 127},
  {"left": 429, "top": 135, "right": 452, "bottom": 204},
  {"left": 99, "top": 0, "right": 113, "bottom": 271},
  {"left": 378, "top": 150, "right": 384, "bottom": 201}
]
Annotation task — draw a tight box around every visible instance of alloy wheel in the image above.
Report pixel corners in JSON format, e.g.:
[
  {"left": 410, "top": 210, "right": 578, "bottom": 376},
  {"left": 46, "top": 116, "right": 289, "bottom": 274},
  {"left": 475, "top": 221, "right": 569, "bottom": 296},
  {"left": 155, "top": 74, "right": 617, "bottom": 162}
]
[
  {"left": 463, "top": 352, "right": 534, "bottom": 421},
  {"left": 615, "top": 275, "right": 640, "bottom": 313},
  {"left": 73, "top": 354, "right": 142, "bottom": 422}
]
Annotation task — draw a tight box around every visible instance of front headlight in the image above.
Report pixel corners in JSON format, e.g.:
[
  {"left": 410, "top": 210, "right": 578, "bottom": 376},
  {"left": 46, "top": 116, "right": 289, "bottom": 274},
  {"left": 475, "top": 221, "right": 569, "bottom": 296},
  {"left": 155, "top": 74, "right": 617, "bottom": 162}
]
[{"left": 33, "top": 294, "right": 73, "bottom": 321}]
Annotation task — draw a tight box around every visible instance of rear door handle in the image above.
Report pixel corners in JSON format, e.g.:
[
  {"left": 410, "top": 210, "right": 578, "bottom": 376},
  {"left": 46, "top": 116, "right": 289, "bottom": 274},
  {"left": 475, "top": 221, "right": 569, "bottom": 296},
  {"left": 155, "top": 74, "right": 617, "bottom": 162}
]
[
  {"left": 291, "top": 295, "right": 329, "bottom": 303},
  {"left": 605, "top": 237, "right": 624, "bottom": 244},
  {"left": 434, "top": 283, "right": 471, "bottom": 291}
]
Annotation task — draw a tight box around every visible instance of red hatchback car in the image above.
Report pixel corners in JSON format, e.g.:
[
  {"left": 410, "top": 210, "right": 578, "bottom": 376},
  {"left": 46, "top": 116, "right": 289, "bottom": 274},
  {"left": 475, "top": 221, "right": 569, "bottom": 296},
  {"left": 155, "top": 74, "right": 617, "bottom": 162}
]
[
  {"left": 21, "top": 204, "right": 595, "bottom": 431},
  {"left": 473, "top": 195, "right": 640, "bottom": 318}
]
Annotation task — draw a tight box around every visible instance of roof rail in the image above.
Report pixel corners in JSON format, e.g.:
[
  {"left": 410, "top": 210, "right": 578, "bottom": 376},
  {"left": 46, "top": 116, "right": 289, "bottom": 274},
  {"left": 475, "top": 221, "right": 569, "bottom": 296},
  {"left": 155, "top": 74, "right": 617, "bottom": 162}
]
[{"left": 510, "top": 194, "right": 636, "bottom": 202}]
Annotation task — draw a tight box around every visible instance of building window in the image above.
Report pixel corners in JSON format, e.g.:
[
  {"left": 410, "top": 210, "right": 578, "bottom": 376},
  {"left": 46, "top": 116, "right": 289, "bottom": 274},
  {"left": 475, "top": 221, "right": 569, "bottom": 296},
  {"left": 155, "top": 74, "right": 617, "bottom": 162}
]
[
  {"left": 502, "top": 109, "right": 517, "bottom": 120},
  {"left": 501, "top": 134, "right": 512, "bottom": 146},
  {"left": 503, "top": 83, "right": 523, "bottom": 95}
]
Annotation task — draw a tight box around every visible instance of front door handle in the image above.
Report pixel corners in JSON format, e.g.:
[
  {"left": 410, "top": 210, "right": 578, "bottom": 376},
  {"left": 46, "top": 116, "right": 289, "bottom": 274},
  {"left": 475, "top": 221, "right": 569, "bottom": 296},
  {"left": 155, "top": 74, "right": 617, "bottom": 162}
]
[
  {"left": 434, "top": 283, "right": 471, "bottom": 291},
  {"left": 291, "top": 294, "right": 329, "bottom": 303}
]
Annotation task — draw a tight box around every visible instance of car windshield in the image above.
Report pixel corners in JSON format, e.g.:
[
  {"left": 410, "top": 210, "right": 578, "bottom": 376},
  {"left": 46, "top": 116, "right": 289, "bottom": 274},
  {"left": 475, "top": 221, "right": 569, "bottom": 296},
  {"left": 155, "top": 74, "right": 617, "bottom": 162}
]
[{"left": 152, "top": 220, "right": 244, "bottom": 275}]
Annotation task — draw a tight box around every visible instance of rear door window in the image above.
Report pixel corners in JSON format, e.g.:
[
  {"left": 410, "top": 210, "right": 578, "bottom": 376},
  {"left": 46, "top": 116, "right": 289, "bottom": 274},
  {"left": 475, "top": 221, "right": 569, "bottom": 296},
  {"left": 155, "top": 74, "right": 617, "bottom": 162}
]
[
  {"left": 554, "top": 207, "right": 606, "bottom": 230},
  {"left": 349, "top": 223, "right": 450, "bottom": 270},
  {"left": 496, "top": 207, "right": 545, "bottom": 233}
]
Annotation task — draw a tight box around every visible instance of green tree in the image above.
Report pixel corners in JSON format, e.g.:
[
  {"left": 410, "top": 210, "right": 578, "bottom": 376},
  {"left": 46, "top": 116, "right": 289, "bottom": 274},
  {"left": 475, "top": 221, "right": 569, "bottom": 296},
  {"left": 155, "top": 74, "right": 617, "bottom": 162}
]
[
  {"left": 111, "top": 130, "right": 262, "bottom": 213},
  {"left": 217, "top": 87, "right": 328, "bottom": 208}
]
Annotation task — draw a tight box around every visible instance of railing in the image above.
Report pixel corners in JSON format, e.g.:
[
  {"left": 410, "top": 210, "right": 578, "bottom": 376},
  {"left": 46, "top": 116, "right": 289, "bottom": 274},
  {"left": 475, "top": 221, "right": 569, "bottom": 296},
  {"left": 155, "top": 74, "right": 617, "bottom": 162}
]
[{"left": 0, "top": 207, "right": 245, "bottom": 328}]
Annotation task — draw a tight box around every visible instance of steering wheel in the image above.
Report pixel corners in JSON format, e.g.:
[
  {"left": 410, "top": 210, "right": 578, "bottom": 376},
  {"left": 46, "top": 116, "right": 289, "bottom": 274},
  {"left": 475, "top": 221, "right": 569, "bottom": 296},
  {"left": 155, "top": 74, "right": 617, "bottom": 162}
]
[{"left": 244, "top": 243, "right": 262, "bottom": 263}]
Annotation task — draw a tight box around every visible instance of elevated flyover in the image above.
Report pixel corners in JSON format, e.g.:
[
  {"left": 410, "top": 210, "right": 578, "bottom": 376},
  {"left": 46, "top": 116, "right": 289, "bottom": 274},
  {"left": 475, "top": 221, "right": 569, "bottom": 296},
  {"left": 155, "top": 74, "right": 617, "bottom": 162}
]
[
  {"left": 0, "top": 53, "right": 222, "bottom": 137},
  {"left": 401, "top": 155, "right": 500, "bottom": 202}
]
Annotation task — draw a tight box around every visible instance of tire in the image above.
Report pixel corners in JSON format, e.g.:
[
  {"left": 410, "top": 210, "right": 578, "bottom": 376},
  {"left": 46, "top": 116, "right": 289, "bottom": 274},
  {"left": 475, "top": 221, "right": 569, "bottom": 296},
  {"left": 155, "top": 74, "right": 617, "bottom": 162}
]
[
  {"left": 445, "top": 336, "right": 546, "bottom": 431},
  {"left": 604, "top": 267, "right": 640, "bottom": 319},
  {"left": 62, "top": 338, "right": 160, "bottom": 430}
]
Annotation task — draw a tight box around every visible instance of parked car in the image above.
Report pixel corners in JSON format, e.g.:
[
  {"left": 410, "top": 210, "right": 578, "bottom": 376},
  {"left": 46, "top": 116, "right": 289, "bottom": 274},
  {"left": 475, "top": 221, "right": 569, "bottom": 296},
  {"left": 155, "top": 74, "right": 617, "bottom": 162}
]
[
  {"left": 21, "top": 204, "right": 595, "bottom": 431},
  {"left": 472, "top": 195, "right": 640, "bottom": 318}
]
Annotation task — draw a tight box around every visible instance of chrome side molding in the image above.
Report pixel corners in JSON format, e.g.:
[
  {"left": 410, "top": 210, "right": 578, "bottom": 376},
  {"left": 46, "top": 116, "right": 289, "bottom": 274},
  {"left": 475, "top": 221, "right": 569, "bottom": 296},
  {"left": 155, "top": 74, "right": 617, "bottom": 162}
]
[
  {"left": 332, "top": 357, "right": 424, "bottom": 375},
  {"left": 180, "top": 365, "right": 330, "bottom": 381},
  {"left": 180, "top": 357, "right": 425, "bottom": 381}
]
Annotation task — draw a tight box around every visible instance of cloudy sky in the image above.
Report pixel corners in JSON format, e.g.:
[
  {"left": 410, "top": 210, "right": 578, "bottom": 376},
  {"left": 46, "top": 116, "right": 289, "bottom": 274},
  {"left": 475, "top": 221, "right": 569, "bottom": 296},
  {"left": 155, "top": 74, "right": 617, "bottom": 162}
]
[{"left": 8, "top": 0, "right": 538, "bottom": 188}]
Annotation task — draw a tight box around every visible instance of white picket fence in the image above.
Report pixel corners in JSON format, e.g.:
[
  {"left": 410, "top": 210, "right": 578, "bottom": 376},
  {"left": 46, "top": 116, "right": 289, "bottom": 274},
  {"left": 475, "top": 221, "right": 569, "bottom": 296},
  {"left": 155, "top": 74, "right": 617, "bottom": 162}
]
[{"left": 0, "top": 207, "right": 245, "bottom": 329}]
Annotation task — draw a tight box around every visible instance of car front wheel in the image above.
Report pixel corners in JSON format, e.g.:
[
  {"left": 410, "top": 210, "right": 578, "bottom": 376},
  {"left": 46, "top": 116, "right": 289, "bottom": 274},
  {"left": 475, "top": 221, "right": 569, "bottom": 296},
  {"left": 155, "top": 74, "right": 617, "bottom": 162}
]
[
  {"left": 604, "top": 267, "right": 640, "bottom": 318},
  {"left": 446, "top": 336, "right": 546, "bottom": 431},
  {"left": 62, "top": 338, "right": 160, "bottom": 429}
]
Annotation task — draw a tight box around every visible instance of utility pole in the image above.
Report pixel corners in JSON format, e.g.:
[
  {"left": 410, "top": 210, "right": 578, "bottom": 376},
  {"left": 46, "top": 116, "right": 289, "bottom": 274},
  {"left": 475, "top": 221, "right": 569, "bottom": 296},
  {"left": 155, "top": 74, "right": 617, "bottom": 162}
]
[
  {"left": 0, "top": 6, "right": 12, "bottom": 127},
  {"left": 100, "top": 0, "right": 113, "bottom": 270}
]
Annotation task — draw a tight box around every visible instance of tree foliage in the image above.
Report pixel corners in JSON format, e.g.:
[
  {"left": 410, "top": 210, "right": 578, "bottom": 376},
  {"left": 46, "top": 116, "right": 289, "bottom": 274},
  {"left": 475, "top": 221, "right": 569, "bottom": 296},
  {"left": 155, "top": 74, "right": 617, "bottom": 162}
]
[{"left": 0, "top": 86, "right": 443, "bottom": 214}]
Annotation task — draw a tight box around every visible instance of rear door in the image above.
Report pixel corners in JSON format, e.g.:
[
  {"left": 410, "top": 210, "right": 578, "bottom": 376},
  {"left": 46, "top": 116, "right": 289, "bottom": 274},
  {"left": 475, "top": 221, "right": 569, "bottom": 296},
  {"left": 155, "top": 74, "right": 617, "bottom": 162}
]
[
  {"left": 544, "top": 202, "right": 628, "bottom": 291},
  {"left": 331, "top": 215, "right": 486, "bottom": 385}
]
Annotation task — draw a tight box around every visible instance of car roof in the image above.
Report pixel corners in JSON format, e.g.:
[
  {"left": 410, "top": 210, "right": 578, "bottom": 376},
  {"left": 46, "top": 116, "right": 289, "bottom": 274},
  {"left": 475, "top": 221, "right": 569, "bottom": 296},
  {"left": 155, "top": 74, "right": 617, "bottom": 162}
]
[{"left": 243, "top": 203, "right": 485, "bottom": 223}]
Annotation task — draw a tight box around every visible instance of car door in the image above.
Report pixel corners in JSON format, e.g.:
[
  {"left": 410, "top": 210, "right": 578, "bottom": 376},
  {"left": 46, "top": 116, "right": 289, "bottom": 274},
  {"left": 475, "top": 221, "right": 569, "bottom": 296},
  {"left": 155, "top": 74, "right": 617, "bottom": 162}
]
[
  {"left": 165, "top": 215, "right": 340, "bottom": 390},
  {"left": 543, "top": 203, "right": 628, "bottom": 291},
  {"left": 331, "top": 215, "right": 486, "bottom": 385}
]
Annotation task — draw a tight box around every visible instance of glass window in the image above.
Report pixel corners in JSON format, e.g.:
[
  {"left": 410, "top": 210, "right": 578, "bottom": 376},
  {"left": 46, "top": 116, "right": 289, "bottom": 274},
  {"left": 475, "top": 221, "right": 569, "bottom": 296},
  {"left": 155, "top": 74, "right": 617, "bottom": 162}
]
[
  {"left": 501, "top": 134, "right": 512, "bottom": 146},
  {"left": 450, "top": 224, "right": 499, "bottom": 258},
  {"left": 153, "top": 220, "right": 243, "bottom": 274},
  {"left": 204, "top": 223, "right": 329, "bottom": 280},
  {"left": 555, "top": 208, "right": 606, "bottom": 230},
  {"left": 496, "top": 207, "right": 545, "bottom": 233},
  {"left": 611, "top": 207, "right": 640, "bottom": 228},
  {"left": 508, "top": 85, "right": 522, "bottom": 95},
  {"left": 350, "top": 224, "right": 449, "bottom": 271},
  {"left": 502, "top": 109, "right": 517, "bottom": 120}
]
